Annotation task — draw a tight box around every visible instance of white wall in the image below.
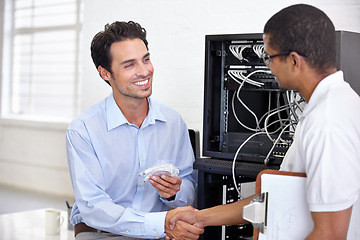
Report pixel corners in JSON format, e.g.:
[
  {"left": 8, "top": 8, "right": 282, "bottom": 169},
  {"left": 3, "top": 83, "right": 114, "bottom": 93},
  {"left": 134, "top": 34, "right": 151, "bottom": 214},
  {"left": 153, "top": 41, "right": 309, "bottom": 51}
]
[{"left": 0, "top": 0, "right": 359, "bottom": 197}]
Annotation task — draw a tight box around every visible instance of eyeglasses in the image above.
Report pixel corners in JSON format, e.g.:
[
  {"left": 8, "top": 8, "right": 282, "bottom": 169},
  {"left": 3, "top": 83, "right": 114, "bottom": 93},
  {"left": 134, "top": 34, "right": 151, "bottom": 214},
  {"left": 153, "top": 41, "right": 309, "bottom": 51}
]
[
  {"left": 261, "top": 51, "right": 307, "bottom": 66},
  {"left": 261, "top": 51, "right": 292, "bottom": 66}
]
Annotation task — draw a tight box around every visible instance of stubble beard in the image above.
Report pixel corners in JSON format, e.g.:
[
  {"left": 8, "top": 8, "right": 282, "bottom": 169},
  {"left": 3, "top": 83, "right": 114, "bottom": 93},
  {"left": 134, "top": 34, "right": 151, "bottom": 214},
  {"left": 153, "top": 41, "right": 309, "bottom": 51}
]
[{"left": 116, "top": 81, "right": 152, "bottom": 100}]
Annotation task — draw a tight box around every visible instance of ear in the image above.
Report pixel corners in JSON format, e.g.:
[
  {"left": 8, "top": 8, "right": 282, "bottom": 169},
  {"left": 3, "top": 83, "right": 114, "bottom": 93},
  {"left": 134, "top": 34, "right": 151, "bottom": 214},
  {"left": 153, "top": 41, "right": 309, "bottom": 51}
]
[
  {"left": 289, "top": 52, "right": 303, "bottom": 71},
  {"left": 97, "top": 65, "right": 112, "bottom": 82}
]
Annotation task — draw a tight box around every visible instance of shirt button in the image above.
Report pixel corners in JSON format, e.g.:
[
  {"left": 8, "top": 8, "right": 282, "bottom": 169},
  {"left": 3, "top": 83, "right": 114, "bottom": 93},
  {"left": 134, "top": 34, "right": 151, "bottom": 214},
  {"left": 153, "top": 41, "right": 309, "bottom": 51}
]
[
  {"left": 141, "top": 157, "right": 144, "bottom": 161},
  {"left": 153, "top": 231, "right": 157, "bottom": 235},
  {"left": 139, "top": 182, "right": 143, "bottom": 186},
  {"left": 126, "top": 230, "right": 129, "bottom": 233}
]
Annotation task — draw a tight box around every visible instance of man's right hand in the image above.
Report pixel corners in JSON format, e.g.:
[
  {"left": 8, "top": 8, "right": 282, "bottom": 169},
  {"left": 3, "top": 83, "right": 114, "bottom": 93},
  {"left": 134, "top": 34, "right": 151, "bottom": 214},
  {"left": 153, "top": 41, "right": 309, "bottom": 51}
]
[{"left": 164, "top": 206, "right": 204, "bottom": 240}]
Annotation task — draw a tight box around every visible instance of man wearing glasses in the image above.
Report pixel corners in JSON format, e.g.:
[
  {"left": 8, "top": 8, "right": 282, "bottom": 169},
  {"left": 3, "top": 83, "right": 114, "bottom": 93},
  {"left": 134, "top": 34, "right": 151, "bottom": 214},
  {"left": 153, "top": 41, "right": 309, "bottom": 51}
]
[{"left": 167, "top": 4, "right": 360, "bottom": 240}]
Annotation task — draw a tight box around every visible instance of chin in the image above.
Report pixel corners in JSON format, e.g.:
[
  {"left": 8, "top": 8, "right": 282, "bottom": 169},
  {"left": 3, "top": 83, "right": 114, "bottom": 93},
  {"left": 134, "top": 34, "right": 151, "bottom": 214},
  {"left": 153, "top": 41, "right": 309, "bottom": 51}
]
[
  {"left": 275, "top": 79, "right": 285, "bottom": 90},
  {"left": 277, "top": 84, "right": 286, "bottom": 90},
  {"left": 142, "top": 89, "right": 152, "bottom": 99}
]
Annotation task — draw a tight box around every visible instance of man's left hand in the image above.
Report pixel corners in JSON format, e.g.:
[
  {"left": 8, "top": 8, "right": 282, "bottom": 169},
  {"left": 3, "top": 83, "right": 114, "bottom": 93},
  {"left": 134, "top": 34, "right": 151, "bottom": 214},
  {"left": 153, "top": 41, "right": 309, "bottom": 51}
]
[{"left": 149, "top": 174, "right": 182, "bottom": 199}]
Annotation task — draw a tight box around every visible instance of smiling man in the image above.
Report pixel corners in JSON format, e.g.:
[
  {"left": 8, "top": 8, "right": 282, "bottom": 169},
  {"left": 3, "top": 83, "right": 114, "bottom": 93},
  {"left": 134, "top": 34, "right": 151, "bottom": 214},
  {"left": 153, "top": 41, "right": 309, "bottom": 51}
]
[{"left": 66, "top": 21, "right": 203, "bottom": 240}]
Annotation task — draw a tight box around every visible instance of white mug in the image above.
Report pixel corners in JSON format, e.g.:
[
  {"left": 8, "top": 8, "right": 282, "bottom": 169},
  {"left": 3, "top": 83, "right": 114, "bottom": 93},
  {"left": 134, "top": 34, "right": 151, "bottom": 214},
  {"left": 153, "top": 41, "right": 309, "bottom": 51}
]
[{"left": 45, "top": 210, "right": 64, "bottom": 235}]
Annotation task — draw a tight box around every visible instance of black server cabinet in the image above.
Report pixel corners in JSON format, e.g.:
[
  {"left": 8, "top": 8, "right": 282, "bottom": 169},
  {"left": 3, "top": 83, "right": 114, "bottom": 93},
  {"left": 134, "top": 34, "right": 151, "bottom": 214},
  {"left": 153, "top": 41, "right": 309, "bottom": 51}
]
[
  {"left": 195, "top": 31, "right": 360, "bottom": 240},
  {"left": 202, "top": 33, "right": 299, "bottom": 167},
  {"left": 197, "top": 33, "right": 292, "bottom": 240}
]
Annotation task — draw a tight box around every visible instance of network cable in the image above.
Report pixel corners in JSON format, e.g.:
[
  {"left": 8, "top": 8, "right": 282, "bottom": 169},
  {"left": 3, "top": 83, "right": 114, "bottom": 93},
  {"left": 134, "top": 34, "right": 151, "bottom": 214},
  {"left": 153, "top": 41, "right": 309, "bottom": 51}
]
[{"left": 229, "top": 45, "right": 251, "bottom": 62}]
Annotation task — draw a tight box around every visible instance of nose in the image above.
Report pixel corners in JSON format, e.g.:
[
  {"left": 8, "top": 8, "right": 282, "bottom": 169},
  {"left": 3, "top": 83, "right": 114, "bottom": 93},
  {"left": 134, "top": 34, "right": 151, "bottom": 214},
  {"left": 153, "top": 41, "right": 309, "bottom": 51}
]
[{"left": 136, "top": 62, "right": 151, "bottom": 78}]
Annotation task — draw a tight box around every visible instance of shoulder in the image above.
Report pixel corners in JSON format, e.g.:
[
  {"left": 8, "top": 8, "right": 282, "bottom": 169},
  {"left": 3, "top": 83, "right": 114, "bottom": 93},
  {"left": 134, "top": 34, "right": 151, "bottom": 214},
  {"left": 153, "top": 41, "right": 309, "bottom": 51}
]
[
  {"left": 150, "top": 97, "right": 184, "bottom": 122},
  {"left": 305, "top": 75, "right": 360, "bottom": 130},
  {"left": 67, "top": 98, "right": 107, "bottom": 131}
]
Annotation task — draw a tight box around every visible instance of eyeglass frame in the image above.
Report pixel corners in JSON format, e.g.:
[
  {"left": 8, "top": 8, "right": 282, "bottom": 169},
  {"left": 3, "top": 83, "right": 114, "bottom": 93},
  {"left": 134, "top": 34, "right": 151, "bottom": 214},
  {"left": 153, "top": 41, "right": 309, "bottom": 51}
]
[
  {"left": 261, "top": 51, "right": 291, "bottom": 66},
  {"left": 261, "top": 51, "right": 307, "bottom": 66}
]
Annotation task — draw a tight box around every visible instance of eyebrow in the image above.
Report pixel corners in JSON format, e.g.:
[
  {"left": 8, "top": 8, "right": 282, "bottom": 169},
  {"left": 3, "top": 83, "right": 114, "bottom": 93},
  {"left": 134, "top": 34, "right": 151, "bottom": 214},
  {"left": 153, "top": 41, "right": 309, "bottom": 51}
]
[{"left": 120, "top": 52, "right": 150, "bottom": 65}]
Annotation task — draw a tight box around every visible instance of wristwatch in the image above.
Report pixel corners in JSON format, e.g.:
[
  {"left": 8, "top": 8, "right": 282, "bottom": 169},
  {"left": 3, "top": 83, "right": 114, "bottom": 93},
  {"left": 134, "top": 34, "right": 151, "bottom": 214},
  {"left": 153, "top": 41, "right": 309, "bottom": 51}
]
[{"left": 166, "top": 195, "right": 176, "bottom": 201}]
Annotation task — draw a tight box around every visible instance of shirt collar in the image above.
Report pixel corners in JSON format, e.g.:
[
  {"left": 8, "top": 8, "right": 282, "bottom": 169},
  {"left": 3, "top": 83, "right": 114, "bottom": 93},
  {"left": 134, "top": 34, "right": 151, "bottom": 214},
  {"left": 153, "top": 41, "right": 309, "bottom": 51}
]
[
  {"left": 106, "top": 94, "right": 167, "bottom": 131},
  {"left": 143, "top": 97, "right": 167, "bottom": 127}
]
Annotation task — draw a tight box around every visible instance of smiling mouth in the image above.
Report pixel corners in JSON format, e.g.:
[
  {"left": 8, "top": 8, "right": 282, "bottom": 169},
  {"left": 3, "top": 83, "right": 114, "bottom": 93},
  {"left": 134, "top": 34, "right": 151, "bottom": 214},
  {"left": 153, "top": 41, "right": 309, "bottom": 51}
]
[{"left": 134, "top": 78, "right": 149, "bottom": 86}]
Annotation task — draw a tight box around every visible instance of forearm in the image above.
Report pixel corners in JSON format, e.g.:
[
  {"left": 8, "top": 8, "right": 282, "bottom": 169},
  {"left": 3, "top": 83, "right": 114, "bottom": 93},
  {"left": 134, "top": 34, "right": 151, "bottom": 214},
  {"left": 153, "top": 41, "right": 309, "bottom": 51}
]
[
  {"left": 75, "top": 200, "right": 167, "bottom": 238},
  {"left": 197, "top": 196, "right": 253, "bottom": 227}
]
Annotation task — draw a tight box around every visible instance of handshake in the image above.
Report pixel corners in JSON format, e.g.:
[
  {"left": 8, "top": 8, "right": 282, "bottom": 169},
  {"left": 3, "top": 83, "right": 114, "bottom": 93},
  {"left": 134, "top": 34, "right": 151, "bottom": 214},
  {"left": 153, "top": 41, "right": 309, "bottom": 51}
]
[
  {"left": 163, "top": 197, "right": 252, "bottom": 240},
  {"left": 164, "top": 206, "right": 204, "bottom": 240},
  {"left": 148, "top": 166, "right": 249, "bottom": 239}
]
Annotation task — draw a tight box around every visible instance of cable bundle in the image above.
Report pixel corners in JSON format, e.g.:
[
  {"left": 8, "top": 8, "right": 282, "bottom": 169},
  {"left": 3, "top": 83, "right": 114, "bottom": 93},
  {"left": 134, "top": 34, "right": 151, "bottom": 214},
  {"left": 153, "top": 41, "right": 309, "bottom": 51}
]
[
  {"left": 229, "top": 45, "right": 251, "bottom": 62},
  {"left": 228, "top": 70, "right": 305, "bottom": 196}
]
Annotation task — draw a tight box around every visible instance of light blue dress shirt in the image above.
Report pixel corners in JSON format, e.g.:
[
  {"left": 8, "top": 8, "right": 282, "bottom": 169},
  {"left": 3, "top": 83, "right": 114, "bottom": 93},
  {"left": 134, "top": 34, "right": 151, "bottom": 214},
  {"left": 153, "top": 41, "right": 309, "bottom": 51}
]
[{"left": 66, "top": 94, "right": 196, "bottom": 239}]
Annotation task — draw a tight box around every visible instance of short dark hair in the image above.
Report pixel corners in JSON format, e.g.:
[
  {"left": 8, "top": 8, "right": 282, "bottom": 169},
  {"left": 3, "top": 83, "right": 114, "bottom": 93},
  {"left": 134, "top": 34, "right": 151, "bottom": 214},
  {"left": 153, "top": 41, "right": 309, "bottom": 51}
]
[
  {"left": 263, "top": 4, "right": 336, "bottom": 74},
  {"left": 90, "top": 21, "right": 148, "bottom": 84}
]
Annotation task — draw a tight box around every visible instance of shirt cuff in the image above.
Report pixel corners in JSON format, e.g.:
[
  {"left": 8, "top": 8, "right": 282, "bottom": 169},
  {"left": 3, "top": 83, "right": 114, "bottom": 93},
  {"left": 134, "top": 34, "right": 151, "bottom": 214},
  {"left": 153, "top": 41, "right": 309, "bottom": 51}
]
[
  {"left": 309, "top": 194, "right": 358, "bottom": 212},
  {"left": 144, "top": 211, "right": 167, "bottom": 238}
]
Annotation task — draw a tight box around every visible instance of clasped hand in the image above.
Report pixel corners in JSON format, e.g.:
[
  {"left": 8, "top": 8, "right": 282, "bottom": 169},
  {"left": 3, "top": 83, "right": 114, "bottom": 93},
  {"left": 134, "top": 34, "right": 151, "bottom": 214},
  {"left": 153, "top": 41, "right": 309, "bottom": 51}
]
[
  {"left": 149, "top": 174, "right": 204, "bottom": 240},
  {"left": 165, "top": 206, "right": 204, "bottom": 240}
]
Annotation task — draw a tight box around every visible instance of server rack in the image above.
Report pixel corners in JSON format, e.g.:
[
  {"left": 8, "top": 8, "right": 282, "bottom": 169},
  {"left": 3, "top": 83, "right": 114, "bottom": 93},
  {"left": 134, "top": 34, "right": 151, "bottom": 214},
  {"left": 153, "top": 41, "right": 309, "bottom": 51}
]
[
  {"left": 197, "top": 33, "right": 294, "bottom": 240},
  {"left": 194, "top": 31, "right": 360, "bottom": 240},
  {"left": 202, "top": 33, "right": 302, "bottom": 166}
]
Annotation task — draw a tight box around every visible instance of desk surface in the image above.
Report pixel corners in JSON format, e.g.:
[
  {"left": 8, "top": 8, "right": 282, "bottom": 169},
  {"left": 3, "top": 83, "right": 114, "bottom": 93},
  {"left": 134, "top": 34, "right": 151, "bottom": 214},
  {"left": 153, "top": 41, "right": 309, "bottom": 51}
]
[{"left": 0, "top": 209, "right": 74, "bottom": 240}]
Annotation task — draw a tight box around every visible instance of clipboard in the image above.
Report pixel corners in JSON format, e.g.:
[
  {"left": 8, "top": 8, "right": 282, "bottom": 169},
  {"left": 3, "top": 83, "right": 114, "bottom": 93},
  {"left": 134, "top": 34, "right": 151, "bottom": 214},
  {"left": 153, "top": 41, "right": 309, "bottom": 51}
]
[{"left": 243, "top": 169, "right": 312, "bottom": 240}]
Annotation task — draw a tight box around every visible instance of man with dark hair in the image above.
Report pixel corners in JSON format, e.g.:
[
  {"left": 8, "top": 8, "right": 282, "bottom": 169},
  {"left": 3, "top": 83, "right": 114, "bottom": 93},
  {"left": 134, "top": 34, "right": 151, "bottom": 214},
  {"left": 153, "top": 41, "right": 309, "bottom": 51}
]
[
  {"left": 168, "top": 4, "right": 360, "bottom": 239},
  {"left": 66, "top": 21, "right": 203, "bottom": 240},
  {"left": 90, "top": 21, "right": 149, "bottom": 86}
]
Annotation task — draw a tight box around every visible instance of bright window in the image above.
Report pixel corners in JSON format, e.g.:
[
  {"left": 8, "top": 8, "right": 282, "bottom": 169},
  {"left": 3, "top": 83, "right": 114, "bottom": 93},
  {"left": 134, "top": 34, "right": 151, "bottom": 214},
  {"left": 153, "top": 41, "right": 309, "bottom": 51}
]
[{"left": 2, "top": 0, "right": 83, "bottom": 121}]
